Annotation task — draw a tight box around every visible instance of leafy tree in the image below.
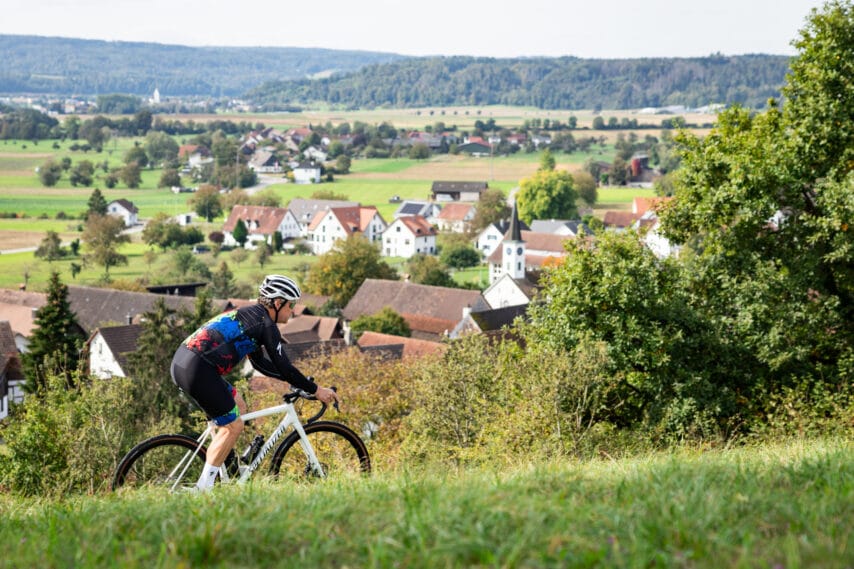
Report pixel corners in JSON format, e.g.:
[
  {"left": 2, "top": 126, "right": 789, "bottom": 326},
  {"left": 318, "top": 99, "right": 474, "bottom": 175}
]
[
  {"left": 255, "top": 244, "right": 271, "bottom": 267},
  {"left": 573, "top": 170, "right": 598, "bottom": 207},
  {"left": 408, "top": 142, "right": 431, "bottom": 159},
  {"left": 407, "top": 254, "right": 456, "bottom": 287},
  {"left": 141, "top": 212, "right": 184, "bottom": 250},
  {"left": 170, "top": 248, "right": 211, "bottom": 280},
  {"left": 21, "top": 272, "right": 84, "bottom": 393},
  {"left": 305, "top": 235, "right": 397, "bottom": 306},
  {"left": 85, "top": 188, "right": 108, "bottom": 219},
  {"left": 539, "top": 149, "right": 556, "bottom": 171},
  {"left": 516, "top": 167, "right": 578, "bottom": 225},
  {"left": 81, "top": 214, "right": 130, "bottom": 278},
  {"left": 38, "top": 159, "right": 63, "bottom": 187},
  {"left": 350, "top": 307, "right": 411, "bottom": 341},
  {"left": 210, "top": 261, "right": 237, "bottom": 298},
  {"left": 471, "top": 188, "right": 510, "bottom": 232},
  {"left": 271, "top": 231, "right": 284, "bottom": 253},
  {"left": 525, "top": 232, "right": 739, "bottom": 434},
  {"left": 34, "top": 231, "right": 64, "bottom": 262},
  {"left": 123, "top": 145, "right": 149, "bottom": 168},
  {"left": 119, "top": 162, "right": 142, "bottom": 188},
  {"left": 125, "top": 297, "right": 214, "bottom": 427},
  {"left": 232, "top": 218, "right": 248, "bottom": 247},
  {"left": 158, "top": 168, "right": 181, "bottom": 188},
  {"left": 189, "top": 184, "right": 223, "bottom": 222},
  {"left": 335, "top": 154, "right": 351, "bottom": 173},
  {"left": 68, "top": 160, "right": 95, "bottom": 187},
  {"left": 439, "top": 242, "right": 481, "bottom": 269},
  {"left": 229, "top": 247, "right": 248, "bottom": 266},
  {"left": 310, "top": 189, "right": 349, "bottom": 201},
  {"left": 658, "top": 1, "right": 853, "bottom": 420},
  {"left": 144, "top": 131, "right": 179, "bottom": 166}
]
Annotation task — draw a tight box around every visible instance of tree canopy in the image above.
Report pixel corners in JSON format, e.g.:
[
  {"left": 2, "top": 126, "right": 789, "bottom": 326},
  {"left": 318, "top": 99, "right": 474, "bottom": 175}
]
[{"left": 305, "top": 235, "right": 397, "bottom": 306}]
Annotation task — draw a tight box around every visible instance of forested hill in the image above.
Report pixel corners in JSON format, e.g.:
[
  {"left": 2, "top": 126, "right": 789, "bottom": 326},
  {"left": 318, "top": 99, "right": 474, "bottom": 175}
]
[
  {"left": 245, "top": 54, "right": 792, "bottom": 111},
  {"left": 0, "top": 35, "right": 405, "bottom": 97}
]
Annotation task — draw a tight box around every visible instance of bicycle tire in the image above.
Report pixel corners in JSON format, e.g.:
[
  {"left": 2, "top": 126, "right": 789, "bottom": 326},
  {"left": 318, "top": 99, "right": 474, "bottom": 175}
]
[
  {"left": 112, "top": 434, "right": 207, "bottom": 491},
  {"left": 269, "top": 421, "right": 371, "bottom": 480}
]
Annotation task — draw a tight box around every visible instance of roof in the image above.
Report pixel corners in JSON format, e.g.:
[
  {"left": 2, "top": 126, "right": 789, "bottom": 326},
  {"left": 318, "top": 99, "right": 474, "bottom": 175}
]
[
  {"left": 307, "top": 206, "right": 381, "bottom": 234},
  {"left": 603, "top": 211, "right": 639, "bottom": 228},
  {"left": 222, "top": 205, "right": 289, "bottom": 234},
  {"left": 632, "top": 196, "right": 672, "bottom": 216},
  {"left": 508, "top": 201, "right": 522, "bottom": 242},
  {"left": 286, "top": 198, "right": 359, "bottom": 225},
  {"left": 529, "top": 219, "right": 592, "bottom": 236},
  {"left": 110, "top": 199, "right": 138, "bottom": 214},
  {"left": 67, "top": 285, "right": 220, "bottom": 334},
  {"left": 278, "top": 315, "right": 343, "bottom": 343},
  {"left": 431, "top": 181, "right": 488, "bottom": 194},
  {"left": 90, "top": 324, "right": 143, "bottom": 372},
  {"left": 469, "top": 304, "right": 529, "bottom": 331},
  {"left": 393, "top": 215, "right": 436, "bottom": 237},
  {"left": 399, "top": 312, "right": 456, "bottom": 337},
  {"left": 486, "top": 230, "right": 569, "bottom": 265},
  {"left": 395, "top": 201, "right": 437, "bottom": 217},
  {"left": 0, "top": 321, "right": 24, "bottom": 381},
  {"left": 436, "top": 202, "right": 475, "bottom": 221},
  {"left": 342, "top": 279, "right": 489, "bottom": 323},
  {"left": 356, "top": 331, "right": 447, "bottom": 359}
]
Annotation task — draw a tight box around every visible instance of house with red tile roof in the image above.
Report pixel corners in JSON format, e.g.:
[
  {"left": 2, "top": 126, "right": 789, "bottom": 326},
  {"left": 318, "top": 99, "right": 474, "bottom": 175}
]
[
  {"left": 222, "top": 205, "right": 299, "bottom": 249},
  {"left": 434, "top": 202, "right": 476, "bottom": 233},
  {"left": 382, "top": 215, "right": 437, "bottom": 258},
  {"left": 307, "top": 206, "right": 387, "bottom": 255}
]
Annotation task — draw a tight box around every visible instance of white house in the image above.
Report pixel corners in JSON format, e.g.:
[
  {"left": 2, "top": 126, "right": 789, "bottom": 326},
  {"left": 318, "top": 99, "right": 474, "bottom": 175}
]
[
  {"left": 482, "top": 273, "right": 536, "bottom": 309},
  {"left": 86, "top": 325, "right": 142, "bottom": 379},
  {"left": 382, "top": 215, "right": 437, "bottom": 258},
  {"left": 0, "top": 320, "right": 24, "bottom": 421},
  {"left": 222, "top": 205, "right": 297, "bottom": 249},
  {"left": 293, "top": 161, "right": 322, "bottom": 184},
  {"left": 529, "top": 219, "right": 592, "bottom": 237},
  {"left": 286, "top": 198, "right": 359, "bottom": 237},
  {"left": 434, "top": 202, "right": 476, "bottom": 233},
  {"left": 307, "top": 206, "right": 387, "bottom": 255},
  {"left": 107, "top": 199, "right": 139, "bottom": 227}
]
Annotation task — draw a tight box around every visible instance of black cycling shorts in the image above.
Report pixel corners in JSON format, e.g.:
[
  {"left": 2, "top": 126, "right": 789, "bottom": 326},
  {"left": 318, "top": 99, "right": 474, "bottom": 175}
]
[{"left": 170, "top": 345, "right": 239, "bottom": 426}]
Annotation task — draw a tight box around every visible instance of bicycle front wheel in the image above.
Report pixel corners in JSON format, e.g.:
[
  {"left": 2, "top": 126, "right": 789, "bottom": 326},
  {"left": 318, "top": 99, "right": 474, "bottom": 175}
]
[
  {"left": 270, "top": 421, "right": 370, "bottom": 481},
  {"left": 112, "top": 434, "right": 207, "bottom": 491}
]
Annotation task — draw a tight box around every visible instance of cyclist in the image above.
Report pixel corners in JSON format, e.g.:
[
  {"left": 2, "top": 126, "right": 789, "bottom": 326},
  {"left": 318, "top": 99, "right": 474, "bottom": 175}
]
[{"left": 170, "top": 274, "right": 339, "bottom": 491}]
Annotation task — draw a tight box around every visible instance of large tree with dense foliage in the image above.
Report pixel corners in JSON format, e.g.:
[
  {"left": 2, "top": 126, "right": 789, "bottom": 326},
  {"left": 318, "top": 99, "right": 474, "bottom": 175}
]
[
  {"left": 81, "top": 214, "right": 130, "bottom": 278},
  {"left": 305, "top": 235, "right": 398, "bottom": 306},
  {"left": 515, "top": 158, "right": 579, "bottom": 225},
  {"left": 658, "top": 0, "right": 853, "bottom": 419},
  {"left": 21, "top": 272, "right": 84, "bottom": 393}
]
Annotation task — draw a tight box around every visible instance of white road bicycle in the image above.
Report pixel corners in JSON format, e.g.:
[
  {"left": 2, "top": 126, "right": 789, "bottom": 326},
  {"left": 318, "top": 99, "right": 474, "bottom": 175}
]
[{"left": 112, "top": 387, "right": 370, "bottom": 491}]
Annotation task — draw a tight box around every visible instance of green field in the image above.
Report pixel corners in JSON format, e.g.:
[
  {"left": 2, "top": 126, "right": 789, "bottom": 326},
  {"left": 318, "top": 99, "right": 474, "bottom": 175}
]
[{"left": 1, "top": 438, "right": 850, "bottom": 568}]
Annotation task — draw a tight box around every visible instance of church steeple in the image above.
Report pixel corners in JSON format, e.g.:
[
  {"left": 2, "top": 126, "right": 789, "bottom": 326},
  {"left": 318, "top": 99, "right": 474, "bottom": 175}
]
[{"left": 502, "top": 200, "right": 526, "bottom": 280}]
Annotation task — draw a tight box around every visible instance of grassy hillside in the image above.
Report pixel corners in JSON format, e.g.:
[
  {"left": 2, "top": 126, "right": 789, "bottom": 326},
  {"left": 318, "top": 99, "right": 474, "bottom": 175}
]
[{"left": 1, "top": 438, "right": 850, "bottom": 568}]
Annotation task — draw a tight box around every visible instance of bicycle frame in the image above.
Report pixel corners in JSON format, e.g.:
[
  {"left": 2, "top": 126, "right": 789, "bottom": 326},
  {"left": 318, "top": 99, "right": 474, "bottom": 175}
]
[{"left": 167, "top": 399, "right": 325, "bottom": 492}]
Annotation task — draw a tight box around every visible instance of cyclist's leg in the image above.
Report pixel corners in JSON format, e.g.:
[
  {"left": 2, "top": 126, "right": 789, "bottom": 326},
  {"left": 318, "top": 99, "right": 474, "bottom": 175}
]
[{"left": 170, "top": 347, "right": 245, "bottom": 474}]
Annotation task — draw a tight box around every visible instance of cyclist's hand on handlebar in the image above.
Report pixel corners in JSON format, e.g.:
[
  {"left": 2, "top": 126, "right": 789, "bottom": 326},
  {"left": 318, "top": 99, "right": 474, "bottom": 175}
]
[{"left": 314, "top": 386, "right": 340, "bottom": 407}]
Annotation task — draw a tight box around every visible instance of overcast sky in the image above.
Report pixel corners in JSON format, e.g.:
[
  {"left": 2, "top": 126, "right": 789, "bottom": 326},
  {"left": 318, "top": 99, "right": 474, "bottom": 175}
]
[{"left": 1, "top": 0, "right": 826, "bottom": 59}]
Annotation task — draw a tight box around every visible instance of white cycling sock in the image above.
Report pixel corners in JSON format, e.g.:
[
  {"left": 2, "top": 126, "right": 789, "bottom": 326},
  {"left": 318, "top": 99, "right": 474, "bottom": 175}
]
[{"left": 196, "top": 463, "right": 219, "bottom": 490}]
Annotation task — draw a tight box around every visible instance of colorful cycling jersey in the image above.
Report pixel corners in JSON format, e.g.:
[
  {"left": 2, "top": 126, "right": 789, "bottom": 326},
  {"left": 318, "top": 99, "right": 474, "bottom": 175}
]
[{"left": 182, "top": 303, "right": 316, "bottom": 393}]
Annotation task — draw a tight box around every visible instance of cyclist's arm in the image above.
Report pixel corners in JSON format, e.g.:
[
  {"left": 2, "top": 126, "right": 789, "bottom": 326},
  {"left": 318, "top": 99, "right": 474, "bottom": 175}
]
[{"left": 249, "top": 325, "right": 317, "bottom": 394}]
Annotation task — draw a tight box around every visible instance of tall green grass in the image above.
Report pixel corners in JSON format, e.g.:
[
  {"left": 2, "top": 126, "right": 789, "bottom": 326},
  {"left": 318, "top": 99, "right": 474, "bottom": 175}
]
[{"left": 1, "top": 438, "right": 850, "bottom": 568}]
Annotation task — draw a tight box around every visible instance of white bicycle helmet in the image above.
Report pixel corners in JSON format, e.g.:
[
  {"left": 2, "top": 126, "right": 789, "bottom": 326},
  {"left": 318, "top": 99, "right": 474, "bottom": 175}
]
[{"left": 258, "top": 274, "right": 301, "bottom": 301}]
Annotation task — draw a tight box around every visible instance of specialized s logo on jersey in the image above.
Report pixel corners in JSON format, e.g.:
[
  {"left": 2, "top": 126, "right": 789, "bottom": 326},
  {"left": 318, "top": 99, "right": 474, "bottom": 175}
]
[{"left": 276, "top": 342, "right": 284, "bottom": 357}]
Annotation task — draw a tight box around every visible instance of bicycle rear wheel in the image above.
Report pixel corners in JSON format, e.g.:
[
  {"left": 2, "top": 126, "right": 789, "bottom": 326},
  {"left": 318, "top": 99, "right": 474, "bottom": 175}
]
[
  {"left": 112, "top": 434, "right": 207, "bottom": 491},
  {"left": 270, "top": 421, "right": 370, "bottom": 481}
]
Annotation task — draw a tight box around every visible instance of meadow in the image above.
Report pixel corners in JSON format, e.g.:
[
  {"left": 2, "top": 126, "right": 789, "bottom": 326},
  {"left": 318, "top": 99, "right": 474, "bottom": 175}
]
[{"left": 1, "top": 437, "right": 850, "bottom": 568}]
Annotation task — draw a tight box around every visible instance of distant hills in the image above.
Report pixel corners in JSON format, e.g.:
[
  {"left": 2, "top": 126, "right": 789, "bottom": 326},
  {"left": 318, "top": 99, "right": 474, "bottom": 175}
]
[
  {"left": 0, "top": 35, "right": 405, "bottom": 98},
  {"left": 0, "top": 35, "right": 791, "bottom": 111},
  {"left": 247, "top": 55, "right": 792, "bottom": 111}
]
